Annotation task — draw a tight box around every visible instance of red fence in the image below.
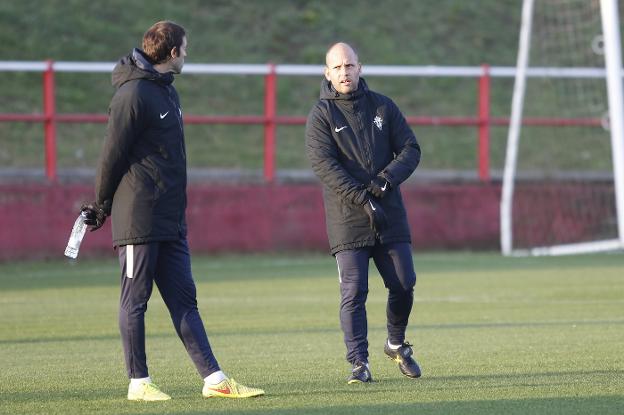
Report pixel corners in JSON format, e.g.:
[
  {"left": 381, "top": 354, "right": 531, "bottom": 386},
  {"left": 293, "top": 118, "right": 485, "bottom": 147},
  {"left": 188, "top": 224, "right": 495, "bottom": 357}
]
[{"left": 0, "top": 62, "right": 604, "bottom": 183}]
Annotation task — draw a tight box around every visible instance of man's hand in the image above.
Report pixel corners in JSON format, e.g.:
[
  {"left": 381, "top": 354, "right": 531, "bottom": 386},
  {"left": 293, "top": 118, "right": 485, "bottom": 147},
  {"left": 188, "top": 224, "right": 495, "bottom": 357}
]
[
  {"left": 363, "top": 199, "right": 388, "bottom": 232},
  {"left": 367, "top": 176, "right": 391, "bottom": 199},
  {"left": 80, "top": 203, "right": 107, "bottom": 231}
]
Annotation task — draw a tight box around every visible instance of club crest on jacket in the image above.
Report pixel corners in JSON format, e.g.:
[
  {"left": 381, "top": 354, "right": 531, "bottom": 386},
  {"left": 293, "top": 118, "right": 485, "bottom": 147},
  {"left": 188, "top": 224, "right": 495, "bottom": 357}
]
[{"left": 373, "top": 115, "right": 383, "bottom": 131}]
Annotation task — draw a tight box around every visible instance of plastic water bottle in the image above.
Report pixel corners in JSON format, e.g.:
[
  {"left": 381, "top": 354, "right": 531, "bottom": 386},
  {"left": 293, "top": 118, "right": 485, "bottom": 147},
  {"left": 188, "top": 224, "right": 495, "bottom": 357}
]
[{"left": 64, "top": 211, "right": 88, "bottom": 259}]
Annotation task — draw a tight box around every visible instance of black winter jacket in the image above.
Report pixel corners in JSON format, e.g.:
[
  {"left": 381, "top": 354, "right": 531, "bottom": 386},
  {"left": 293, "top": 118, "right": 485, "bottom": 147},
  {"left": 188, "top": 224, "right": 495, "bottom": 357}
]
[
  {"left": 305, "top": 78, "right": 421, "bottom": 254},
  {"left": 95, "top": 48, "right": 187, "bottom": 246}
]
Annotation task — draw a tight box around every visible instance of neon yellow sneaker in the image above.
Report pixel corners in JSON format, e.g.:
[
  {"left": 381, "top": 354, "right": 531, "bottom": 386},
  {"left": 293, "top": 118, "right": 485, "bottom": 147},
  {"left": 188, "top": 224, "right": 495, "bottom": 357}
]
[
  {"left": 202, "top": 378, "right": 265, "bottom": 398},
  {"left": 127, "top": 381, "right": 171, "bottom": 401}
]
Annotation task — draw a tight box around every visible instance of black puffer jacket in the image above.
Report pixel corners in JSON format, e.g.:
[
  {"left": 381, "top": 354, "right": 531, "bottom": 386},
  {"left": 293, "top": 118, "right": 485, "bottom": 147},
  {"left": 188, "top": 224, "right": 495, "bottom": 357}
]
[
  {"left": 95, "top": 48, "right": 187, "bottom": 246},
  {"left": 305, "top": 78, "right": 421, "bottom": 254}
]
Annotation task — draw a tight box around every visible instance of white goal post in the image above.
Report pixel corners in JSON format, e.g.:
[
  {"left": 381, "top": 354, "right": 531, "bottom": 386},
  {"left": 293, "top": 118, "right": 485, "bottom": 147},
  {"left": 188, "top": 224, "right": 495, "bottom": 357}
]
[{"left": 501, "top": 0, "right": 624, "bottom": 256}]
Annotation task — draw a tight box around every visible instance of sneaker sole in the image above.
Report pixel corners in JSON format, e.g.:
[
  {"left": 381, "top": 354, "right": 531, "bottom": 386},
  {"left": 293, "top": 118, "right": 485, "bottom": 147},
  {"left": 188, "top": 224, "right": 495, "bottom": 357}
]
[
  {"left": 203, "top": 391, "right": 264, "bottom": 398},
  {"left": 347, "top": 379, "right": 372, "bottom": 384},
  {"left": 127, "top": 395, "right": 171, "bottom": 401}
]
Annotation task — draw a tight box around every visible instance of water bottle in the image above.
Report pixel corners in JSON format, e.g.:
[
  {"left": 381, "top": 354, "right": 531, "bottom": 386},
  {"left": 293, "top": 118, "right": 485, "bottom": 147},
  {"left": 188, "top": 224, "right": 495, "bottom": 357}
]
[{"left": 64, "top": 211, "right": 88, "bottom": 259}]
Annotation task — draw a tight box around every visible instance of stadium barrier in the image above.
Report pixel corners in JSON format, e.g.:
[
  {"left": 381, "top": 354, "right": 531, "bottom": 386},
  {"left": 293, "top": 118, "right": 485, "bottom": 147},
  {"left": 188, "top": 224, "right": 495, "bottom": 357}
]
[
  {"left": 0, "top": 182, "right": 501, "bottom": 260},
  {"left": 0, "top": 181, "right": 611, "bottom": 260}
]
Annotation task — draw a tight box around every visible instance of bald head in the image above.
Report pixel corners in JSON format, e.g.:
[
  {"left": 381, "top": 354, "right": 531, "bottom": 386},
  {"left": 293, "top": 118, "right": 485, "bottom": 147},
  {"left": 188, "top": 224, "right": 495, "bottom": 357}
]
[
  {"left": 324, "top": 42, "right": 362, "bottom": 94},
  {"left": 325, "top": 42, "right": 359, "bottom": 66}
]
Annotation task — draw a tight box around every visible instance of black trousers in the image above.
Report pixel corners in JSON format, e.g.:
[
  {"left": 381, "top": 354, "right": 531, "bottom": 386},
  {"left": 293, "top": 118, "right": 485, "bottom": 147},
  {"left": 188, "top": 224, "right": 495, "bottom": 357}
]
[
  {"left": 335, "top": 242, "right": 416, "bottom": 365},
  {"left": 118, "top": 239, "right": 220, "bottom": 379}
]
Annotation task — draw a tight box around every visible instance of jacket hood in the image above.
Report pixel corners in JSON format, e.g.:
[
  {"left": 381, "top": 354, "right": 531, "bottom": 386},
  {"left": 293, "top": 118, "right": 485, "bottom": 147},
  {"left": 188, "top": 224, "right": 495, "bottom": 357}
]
[
  {"left": 319, "top": 77, "right": 369, "bottom": 100},
  {"left": 111, "top": 48, "right": 174, "bottom": 89}
]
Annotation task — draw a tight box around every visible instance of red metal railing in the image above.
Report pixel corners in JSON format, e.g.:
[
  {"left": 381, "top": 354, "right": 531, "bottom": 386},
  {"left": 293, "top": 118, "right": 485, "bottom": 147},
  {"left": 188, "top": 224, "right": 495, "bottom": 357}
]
[
  {"left": 0, "top": 62, "right": 603, "bottom": 183},
  {"left": 43, "top": 60, "right": 57, "bottom": 181},
  {"left": 478, "top": 64, "right": 491, "bottom": 181},
  {"left": 264, "top": 63, "right": 277, "bottom": 182}
]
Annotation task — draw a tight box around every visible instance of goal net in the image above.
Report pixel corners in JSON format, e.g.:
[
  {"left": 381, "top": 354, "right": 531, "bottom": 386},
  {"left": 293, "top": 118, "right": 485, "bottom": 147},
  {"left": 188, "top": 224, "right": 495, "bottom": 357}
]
[{"left": 501, "top": 0, "right": 624, "bottom": 256}]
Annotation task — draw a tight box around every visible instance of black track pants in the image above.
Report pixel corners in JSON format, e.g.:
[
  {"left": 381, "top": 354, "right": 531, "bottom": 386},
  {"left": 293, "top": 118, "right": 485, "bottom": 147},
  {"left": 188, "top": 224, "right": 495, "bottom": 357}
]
[
  {"left": 118, "top": 239, "right": 220, "bottom": 378},
  {"left": 335, "top": 242, "right": 416, "bottom": 365}
]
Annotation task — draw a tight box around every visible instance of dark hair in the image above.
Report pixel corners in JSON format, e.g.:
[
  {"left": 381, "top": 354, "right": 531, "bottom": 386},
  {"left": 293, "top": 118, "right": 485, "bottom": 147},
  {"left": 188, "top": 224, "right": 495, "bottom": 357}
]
[{"left": 142, "top": 21, "right": 186, "bottom": 64}]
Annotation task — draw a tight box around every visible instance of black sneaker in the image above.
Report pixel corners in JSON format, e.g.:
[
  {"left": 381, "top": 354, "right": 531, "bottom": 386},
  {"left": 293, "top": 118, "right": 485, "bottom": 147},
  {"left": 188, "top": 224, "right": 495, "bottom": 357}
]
[
  {"left": 384, "top": 340, "right": 421, "bottom": 378},
  {"left": 347, "top": 361, "right": 372, "bottom": 384}
]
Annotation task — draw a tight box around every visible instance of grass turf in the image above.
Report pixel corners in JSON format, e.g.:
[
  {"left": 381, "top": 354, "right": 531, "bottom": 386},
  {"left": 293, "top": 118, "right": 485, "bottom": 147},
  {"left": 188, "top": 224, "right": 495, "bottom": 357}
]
[{"left": 0, "top": 252, "right": 623, "bottom": 414}]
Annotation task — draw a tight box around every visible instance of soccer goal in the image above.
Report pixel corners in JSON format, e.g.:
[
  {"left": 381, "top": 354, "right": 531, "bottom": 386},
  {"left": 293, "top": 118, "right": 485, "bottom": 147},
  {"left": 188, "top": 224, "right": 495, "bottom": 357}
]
[{"left": 501, "top": 0, "right": 624, "bottom": 256}]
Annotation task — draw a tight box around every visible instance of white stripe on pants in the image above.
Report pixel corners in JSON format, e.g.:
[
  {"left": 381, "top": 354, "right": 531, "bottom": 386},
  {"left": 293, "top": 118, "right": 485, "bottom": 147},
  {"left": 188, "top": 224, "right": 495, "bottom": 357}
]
[{"left": 126, "top": 244, "right": 134, "bottom": 279}]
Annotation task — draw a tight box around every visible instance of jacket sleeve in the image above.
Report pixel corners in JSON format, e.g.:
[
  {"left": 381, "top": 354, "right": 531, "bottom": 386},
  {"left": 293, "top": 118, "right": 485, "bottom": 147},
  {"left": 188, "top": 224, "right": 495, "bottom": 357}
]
[
  {"left": 305, "top": 104, "right": 368, "bottom": 206},
  {"left": 94, "top": 85, "right": 145, "bottom": 213},
  {"left": 379, "top": 99, "right": 421, "bottom": 187}
]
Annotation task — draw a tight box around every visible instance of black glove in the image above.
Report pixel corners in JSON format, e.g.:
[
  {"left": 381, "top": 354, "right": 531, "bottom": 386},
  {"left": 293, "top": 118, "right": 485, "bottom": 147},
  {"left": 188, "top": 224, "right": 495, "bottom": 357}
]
[
  {"left": 80, "top": 202, "right": 107, "bottom": 232},
  {"left": 363, "top": 199, "right": 388, "bottom": 232},
  {"left": 367, "top": 175, "right": 391, "bottom": 199}
]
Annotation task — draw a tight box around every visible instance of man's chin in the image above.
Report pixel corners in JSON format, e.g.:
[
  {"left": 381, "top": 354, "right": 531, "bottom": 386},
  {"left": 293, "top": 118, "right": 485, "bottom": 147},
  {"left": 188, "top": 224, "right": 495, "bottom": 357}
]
[
  {"left": 171, "top": 64, "right": 184, "bottom": 74},
  {"left": 336, "top": 86, "right": 356, "bottom": 94}
]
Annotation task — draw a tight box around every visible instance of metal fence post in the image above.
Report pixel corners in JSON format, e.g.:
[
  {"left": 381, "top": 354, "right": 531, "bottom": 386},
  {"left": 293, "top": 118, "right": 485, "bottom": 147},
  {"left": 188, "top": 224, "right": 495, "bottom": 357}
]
[
  {"left": 43, "top": 60, "right": 57, "bottom": 182},
  {"left": 263, "top": 63, "right": 277, "bottom": 182},
  {"left": 478, "top": 64, "right": 491, "bottom": 181}
]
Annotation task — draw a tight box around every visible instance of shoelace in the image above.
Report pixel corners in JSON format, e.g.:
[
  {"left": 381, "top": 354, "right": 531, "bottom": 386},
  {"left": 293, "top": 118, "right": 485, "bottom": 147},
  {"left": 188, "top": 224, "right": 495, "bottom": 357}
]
[
  {"left": 145, "top": 383, "right": 164, "bottom": 392},
  {"left": 229, "top": 379, "right": 260, "bottom": 393},
  {"left": 206, "top": 378, "right": 261, "bottom": 395}
]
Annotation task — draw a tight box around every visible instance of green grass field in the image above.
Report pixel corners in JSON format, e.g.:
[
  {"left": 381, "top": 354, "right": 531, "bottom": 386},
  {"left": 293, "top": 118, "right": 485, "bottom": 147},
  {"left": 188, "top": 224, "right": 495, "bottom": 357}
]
[{"left": 1, "top": 252, "right": 623, "bottom": 415}]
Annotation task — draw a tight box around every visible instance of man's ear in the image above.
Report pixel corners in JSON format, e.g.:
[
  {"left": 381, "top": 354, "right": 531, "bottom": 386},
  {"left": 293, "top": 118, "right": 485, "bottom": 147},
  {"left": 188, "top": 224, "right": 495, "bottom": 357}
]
[
  {"left": 324, "top": 67, "right": 331, "bottom": 81},
  {"left": 170, "top": 46, "right": 179, "bottom": 59}
]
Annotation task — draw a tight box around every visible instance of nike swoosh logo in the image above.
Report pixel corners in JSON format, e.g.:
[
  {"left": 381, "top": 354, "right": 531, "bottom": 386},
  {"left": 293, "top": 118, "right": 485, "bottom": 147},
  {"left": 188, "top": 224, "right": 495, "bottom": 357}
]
[
  {"left": 160, "top": 111, "right": 169, "bottom": 119},
  {"left": 209, "top": 387, "right": 231, "bottom": 394},
  {"left": 334, "top": 126, "right": 348, "bottom": 132},
  {"left": 369, "top": 201, "right": 376, "bottom": 211},
  {"left": 381, "top": 182, "right": 388, "bottom": 192}
]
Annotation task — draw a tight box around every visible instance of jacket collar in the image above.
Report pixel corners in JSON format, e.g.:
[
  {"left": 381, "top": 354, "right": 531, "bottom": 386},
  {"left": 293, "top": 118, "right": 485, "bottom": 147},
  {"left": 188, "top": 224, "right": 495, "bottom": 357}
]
[
  {"left": 320, "top": 78, "right": 369, "bottom": 101},
  {"left": 111, "top": 48, "right": 174, "bottom": 89}
]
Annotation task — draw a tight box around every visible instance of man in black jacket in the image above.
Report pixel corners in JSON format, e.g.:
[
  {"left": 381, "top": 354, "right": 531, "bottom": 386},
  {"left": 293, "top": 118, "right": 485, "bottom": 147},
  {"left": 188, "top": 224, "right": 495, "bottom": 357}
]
[
  {"left": 81, "top": 21, "right": 263, "bottom": 401},
  {"left": 306, "top": 42, "right": 422, "bottom": 384}
]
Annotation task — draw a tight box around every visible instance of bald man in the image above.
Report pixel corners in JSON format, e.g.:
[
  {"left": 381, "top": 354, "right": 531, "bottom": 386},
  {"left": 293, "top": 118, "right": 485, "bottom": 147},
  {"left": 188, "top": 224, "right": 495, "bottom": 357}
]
[{"left": 306, "top": 42, "right": 422, "bottom": 384}]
